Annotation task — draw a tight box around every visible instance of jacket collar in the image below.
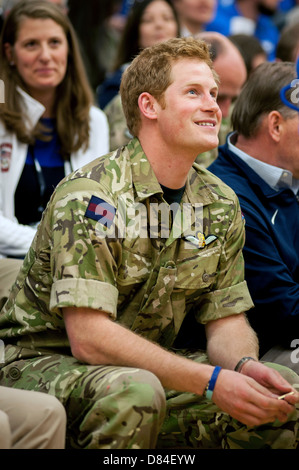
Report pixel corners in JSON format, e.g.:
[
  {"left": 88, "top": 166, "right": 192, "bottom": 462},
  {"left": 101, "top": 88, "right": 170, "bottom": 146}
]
[
  {"left": 219, "top": 134, "right": 288, "bottom": 199},
  {"left": 127, "top": 137, "right": 163, "bottom": 202},
  {"left": 17, "top": 86, "right": 46, "bottom": 132},
  {"left": 128, "top": 137, "right": 218, "bottom": 206}
]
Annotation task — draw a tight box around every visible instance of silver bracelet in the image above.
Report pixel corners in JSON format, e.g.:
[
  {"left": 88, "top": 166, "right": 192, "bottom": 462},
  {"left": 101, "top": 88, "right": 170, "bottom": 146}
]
[{"left": 234, "top": 356, "right": 257, "bottom": 373}]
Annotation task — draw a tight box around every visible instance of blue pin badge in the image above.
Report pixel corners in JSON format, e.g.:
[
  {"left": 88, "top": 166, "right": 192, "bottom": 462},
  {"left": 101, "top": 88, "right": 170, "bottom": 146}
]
[{"left": 280, "top": 57, "right": 299, "bottom": 112}]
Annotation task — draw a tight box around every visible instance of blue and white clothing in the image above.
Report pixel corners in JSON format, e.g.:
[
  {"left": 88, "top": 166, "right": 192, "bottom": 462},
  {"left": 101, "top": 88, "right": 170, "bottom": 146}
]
[
  {"left": 209, "top": 133, "right": 299, "bottom": 355},
  {"left": 206, "top": 1, "right": 280, "bottom": 60},
  {"left": 0, "top": 87, "right": 109, "bottom": 258}
]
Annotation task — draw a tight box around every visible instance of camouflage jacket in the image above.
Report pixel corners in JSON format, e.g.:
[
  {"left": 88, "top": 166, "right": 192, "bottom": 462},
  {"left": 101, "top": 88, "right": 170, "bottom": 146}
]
[{"left": 0, "top": 138, "right": 253, "bottom": 352}]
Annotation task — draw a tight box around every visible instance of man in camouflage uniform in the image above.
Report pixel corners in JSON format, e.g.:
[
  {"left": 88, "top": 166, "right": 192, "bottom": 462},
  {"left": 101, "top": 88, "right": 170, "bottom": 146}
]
[
  {"left": 105, "top": 32, "right": 245, "bottom": 170},
  {"left": 0, "top": 37, "right": 298, "bottom": 449}
]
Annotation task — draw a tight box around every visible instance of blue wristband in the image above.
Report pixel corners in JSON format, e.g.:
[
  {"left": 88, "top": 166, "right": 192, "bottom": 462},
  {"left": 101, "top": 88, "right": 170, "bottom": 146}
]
[{"left": 205, "top": 366, "right": 222, "bottom": 401}]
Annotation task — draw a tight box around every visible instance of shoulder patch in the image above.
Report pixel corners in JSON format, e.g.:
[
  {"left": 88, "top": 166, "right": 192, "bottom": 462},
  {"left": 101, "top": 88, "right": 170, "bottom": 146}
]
[{"left": 85, "top": 195, "right": 116, "bottom": 228}]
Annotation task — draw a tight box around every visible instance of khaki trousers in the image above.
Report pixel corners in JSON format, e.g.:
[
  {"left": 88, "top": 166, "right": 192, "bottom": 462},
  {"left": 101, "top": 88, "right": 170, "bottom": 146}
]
[
  {"left": 1, "top": 348, "right": 298, "bottom": 449},
  {"left": 0, "top": 258, "right": 23, "bottom": 310},
  {"left": 0, "top": 386, "right": 66, "bottom": 449}
]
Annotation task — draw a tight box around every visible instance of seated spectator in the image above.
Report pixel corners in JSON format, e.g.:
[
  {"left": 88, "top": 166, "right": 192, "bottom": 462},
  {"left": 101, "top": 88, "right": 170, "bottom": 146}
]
[
  {"left": 105, "top": 31, "right": 247, "bottom": 161},
  {"left": 172, "top": 0, "right": 216, "bottom": 37},
  {"left": 0, "top": 36, "right": 298, "bottom": 450},
  {"left": 206, "top": 0, "right": 281, "bottom": 60},
  {"left": 0, "top": 0, "right": 109, "bottom": 260},
  {"left": 97, "top": 0, "right": 180, "bottom": 110},
  {"left": 276, "top": 21, "right": 299, "bottom": 61},
  {"left": 229, "top": 33, "right": 267, "bottom": 76},
  {"left": 208, "top": 61, "right": 299, "bottom": 373}
]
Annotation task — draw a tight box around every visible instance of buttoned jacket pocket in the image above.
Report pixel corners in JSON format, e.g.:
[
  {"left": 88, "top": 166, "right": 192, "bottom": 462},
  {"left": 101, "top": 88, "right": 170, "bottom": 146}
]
[{"left": 175, "top": 244, "right": 220, "bottom": 291}]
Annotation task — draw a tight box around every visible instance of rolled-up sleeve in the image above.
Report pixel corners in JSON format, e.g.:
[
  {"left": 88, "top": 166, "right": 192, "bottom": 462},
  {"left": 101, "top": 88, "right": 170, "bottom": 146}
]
[{"left": 49, "top": 178, "right": 121, "bottom": 318}]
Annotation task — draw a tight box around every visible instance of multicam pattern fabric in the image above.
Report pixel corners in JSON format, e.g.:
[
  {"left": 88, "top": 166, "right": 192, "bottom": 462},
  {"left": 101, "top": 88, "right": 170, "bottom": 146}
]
[
  {"left": 0, "top": 345, "right": 298, "bottom": 449},
  {"left": 0, "top": 137, "right": 253, "bottom": 350},
  {"left": 1, "top": 137, "right": 298, "bottom": 449},
  {"left": 0, "top": 344, "right": 166, "bottom": 449},
  {"left": 104, "top": 93, "right": 132, "bottom": 151}
]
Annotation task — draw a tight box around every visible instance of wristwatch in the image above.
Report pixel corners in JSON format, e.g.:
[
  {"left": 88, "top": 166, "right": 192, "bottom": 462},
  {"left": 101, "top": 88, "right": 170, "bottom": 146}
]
[{"left": 234, "top": 356, "right": 257, "bottom": 373}]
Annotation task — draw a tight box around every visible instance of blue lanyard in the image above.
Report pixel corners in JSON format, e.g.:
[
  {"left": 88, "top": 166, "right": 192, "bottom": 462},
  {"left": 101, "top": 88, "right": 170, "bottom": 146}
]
[{"left": 30, "top": 145, "right": 72, "bottom": 216}]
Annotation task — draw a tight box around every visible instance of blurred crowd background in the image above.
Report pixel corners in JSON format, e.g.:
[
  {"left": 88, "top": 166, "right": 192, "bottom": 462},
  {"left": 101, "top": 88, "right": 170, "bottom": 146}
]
[
  {"left": 1, "top": 0, "right": 298, "bottom": 98},
  {"left": 1, "top": 0, "right": 299, "bottom": 258}
]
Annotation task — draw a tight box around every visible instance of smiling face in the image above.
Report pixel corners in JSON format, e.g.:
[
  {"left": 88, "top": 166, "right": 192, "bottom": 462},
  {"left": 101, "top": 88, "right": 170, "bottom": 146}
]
[
  {"left": 139, "top": 0, "right": 179, "bottom": 49},
  {"left": 5, "top": 17, "right": 68, "bottom": 99},
  {"left": 155, "top": 58, "right": 221, "bottom": 155}
]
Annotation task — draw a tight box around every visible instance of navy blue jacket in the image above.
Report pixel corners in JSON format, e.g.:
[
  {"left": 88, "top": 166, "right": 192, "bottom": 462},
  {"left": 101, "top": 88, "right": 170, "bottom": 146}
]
[{"left": 209, "top": 140, "right": 299, "bottom": 355}]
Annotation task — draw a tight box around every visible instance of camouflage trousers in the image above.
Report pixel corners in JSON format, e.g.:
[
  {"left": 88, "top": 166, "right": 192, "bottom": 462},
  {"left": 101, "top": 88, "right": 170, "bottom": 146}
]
[{"left": 0, "top": 344, "right": 298, "bottom": 449}]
